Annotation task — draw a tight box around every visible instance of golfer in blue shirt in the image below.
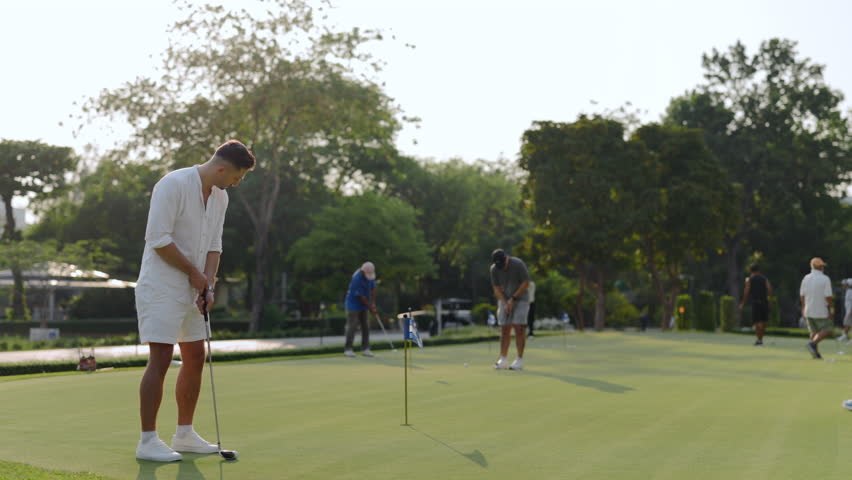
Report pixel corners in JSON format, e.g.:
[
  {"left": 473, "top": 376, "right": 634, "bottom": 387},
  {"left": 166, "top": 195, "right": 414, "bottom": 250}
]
[{"left": 344, "top": 262, "right": 377, "bottom": 357}]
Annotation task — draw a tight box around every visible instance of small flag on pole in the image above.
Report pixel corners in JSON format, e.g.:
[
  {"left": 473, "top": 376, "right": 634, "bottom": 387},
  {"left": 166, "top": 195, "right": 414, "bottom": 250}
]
[{"left": 405, "top": 317, "right": 424, "bottom": 349}]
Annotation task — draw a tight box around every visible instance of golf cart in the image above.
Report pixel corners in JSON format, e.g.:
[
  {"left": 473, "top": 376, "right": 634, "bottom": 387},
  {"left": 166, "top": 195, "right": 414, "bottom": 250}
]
[{"left": 429, "top": 298, "right": 474, "bottom": 335}]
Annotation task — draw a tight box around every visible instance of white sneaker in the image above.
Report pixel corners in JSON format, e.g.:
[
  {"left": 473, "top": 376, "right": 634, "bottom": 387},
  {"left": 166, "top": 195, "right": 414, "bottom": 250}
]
[
  {"left": 494, "top": 357, "right": 508, "bottom": 370},
  {"left": 171, "top": 430, "right": 219, "bottom": 454},
  {"left": 343, "top": 350, "right": 356, "bottom": 357},
  {"left": 361, "top": 349, "right": 375, "bottom": 357},
  {"left": 839, "top": 334, "right": 849, "bottom": 343},
  {"left": 136, "top": 437, "right": 182, "bottom": 462},
  {"left": 509, "top": 358, "right": 524, "bottom": 370}
]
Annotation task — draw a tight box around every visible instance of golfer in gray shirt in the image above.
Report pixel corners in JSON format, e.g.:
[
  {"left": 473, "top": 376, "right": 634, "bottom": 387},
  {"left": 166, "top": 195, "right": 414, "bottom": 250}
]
[{"left": 490, "top": 249, "right": 530, "bottom": 370}]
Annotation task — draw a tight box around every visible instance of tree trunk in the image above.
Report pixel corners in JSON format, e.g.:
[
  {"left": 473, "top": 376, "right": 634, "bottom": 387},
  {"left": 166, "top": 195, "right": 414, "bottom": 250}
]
[
  {"left": 238, "top": 175, "right": 281, "bottom": 333},
  {"left": 725, "top": 236, "right": 742, "bottom": 328},
  {"left": 9, "top": 266, "right": 27, "bottom": 320},
  {"left": 2, "top": 195, "right": 16, "bottom": 240},
  {"left": 574, "top": 262, "right": 586, "bottom": 331},
  {"left": 642, "top": 237, "right": 670, "bottom": 330},
  {"left": 592, "top": 269, "right": 606, "bottom": 331},
  {"left": 2, "top": 195, "right": 26, "bottom": 320}
]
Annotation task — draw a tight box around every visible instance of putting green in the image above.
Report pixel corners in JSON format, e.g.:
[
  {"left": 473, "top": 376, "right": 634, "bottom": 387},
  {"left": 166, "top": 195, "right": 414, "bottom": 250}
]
[{"left": 2, "top": 332, "right": 852, "bottom": 480}]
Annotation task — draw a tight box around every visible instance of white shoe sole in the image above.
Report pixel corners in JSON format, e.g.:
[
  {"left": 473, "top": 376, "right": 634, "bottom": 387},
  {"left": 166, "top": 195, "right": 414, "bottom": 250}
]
[
  {"left": 136, "top": 451, "right": 182, "bottom": 462},
  {"left": 171, "top": 443, "right": 219, "bottom": 454}
]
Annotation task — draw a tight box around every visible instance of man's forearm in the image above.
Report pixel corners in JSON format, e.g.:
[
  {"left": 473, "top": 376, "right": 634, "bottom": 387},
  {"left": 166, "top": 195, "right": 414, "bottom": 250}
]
[
  {"left": 154, "top": 243, "right": 201, "bottom": 277},
  {"left": 204, "top": 252, "right": 221, "bottom": 288},
  {"left": 511, "top": 280, "right": 530, "bottom": 299},
  {"left": 493, "top": 287, "right": 506, "bottom": 302}
]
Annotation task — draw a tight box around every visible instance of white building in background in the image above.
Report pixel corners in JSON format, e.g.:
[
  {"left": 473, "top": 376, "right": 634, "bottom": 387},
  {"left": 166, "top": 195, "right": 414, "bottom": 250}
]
[{"left": 0, "top": 206, "right": 27, "bottom": 231}]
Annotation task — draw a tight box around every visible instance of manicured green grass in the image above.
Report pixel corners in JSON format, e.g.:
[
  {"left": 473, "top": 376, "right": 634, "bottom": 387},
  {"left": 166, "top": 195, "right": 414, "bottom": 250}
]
[
  {"left": 0, "top": 460, "right": 117, "bottom": 479},
  {"left": 2, "top": 331, "right": 852, "bottom": 479}
]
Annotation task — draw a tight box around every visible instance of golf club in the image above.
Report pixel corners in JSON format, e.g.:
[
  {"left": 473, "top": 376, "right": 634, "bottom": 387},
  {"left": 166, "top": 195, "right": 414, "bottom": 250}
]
[
  {"left": 374, "top": 312, "right": 397, "bottom": 351},
  {"left": 202, "top": 290, "right": 238, "bottom": 461}
]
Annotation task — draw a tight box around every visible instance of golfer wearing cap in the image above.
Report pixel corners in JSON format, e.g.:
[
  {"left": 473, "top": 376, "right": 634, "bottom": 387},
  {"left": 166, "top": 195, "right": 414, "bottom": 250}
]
[
  {"left": 490, "top": 249, "right": 530, "bottom": 370},
  {"left": 800, "top": 257, "right": 834, "bottom": 359},
  {"left": 135, "top": 140, "right": 255, "bottom": 462},
  {"left": 839, "top": 279, "right": 852, "bottom": 342},
  {"left": 343, "top": 262, "right": 377, "bottom": 357}
]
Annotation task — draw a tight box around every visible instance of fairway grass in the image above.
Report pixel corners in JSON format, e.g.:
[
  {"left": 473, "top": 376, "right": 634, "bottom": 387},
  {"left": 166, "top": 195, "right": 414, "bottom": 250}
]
[{"left": 2, "top": 331, "right": 852, "bottom": 479}]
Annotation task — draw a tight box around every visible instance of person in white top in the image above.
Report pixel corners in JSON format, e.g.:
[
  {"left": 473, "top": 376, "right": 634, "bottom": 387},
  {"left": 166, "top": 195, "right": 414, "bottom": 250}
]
[
  {"left": 840, "top": 279, "right": 852, "bottom": 342},
  {"left": 135, "top": 140, "right": 255, "bottom": 462},
  {"left": 526, "top": 280, "right": 536, "bottom": 338},
  {"left": 800, "top": 257, "right": 835, "bottom": 359}
]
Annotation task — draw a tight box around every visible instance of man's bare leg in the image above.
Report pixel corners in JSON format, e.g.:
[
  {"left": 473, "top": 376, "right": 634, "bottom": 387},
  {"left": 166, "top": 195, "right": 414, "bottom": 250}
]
[
  {"left": 513, "top": 324, "right": 526, "bottom": 358},
  {"left": 500, "top": 324, "right": 512, "bottom": 358},
  {"left": 140, "top": 342, "right": 175, "bottom": 432},
  {"left": 176, "top": 340, "right": 206, "bottom": 426}
]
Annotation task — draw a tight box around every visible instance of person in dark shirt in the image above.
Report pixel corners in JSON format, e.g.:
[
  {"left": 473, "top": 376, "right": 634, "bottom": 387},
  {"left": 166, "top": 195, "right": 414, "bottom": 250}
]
[{"left": 739, "top": 264, "right": 773, "bottom": 346}]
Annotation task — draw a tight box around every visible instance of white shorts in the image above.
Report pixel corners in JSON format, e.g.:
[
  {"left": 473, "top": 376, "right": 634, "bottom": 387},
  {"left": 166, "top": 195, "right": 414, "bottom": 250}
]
[
  {"left": 497, "top": 300, "right": 530, "bottom": 326},
  {"left": 135, "top": 287, "right": 207, "bottom": 344}
]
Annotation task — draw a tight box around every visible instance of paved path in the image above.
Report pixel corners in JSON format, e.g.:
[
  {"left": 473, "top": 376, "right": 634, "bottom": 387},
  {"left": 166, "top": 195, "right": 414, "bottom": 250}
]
[{"left": 0, "top": 330, "right": 421, "bottom": 364}]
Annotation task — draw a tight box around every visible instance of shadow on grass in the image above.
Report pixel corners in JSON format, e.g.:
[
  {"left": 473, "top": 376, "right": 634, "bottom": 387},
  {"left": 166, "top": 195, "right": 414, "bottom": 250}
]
[
  {"left": 407, "top": 425, "right": 487, "bottom": 468},
  {"left": 526, "top": 371, "right": 635, "bottom": 394},
  {"left": 137, "top": 454, "right": 237, "bottom": 480}
]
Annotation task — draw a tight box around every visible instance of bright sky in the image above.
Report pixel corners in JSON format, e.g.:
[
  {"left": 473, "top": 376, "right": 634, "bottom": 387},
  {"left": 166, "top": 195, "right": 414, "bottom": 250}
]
[{"left": 2, "top": 0, "right": 852, "bottom": 180}]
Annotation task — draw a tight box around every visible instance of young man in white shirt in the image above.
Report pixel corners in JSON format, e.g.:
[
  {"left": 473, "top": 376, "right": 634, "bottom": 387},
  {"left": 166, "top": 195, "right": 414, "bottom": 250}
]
[
  {"left": 135, "top": 140, "right": 255, "bottom": 462},
  {"left": 800, "top": 257, "right": 835, "bottom": 359}
]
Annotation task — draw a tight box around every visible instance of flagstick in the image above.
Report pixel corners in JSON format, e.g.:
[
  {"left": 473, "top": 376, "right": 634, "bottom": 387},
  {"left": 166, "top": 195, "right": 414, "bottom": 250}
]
[{"left": 403, "top": 315, "right": 409, "bottom": 426}]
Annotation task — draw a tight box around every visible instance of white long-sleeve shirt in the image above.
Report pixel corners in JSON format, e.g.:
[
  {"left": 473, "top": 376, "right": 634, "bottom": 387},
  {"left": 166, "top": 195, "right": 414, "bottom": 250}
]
[{"left": 136, "top": 166, "right": 228, "bottom": 304}]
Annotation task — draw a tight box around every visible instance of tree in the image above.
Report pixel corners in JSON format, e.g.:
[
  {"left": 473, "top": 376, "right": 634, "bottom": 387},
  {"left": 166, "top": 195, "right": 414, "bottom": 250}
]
[
  {"left": 0, "top": 140, "right": 76, "bottom": 319},
  {"left": 85, "top": 1, "right": 403, "bottom": 331},
  {"left": 519, "top": 117, "right": 641, "bottom": 330},
  {"left": 27, "top": 158, "right": 163, "bottom": 277},
  {"left": 629, "top": 124, "right": 738, "bottom": 328},
  {"left": 288, "top": 192, "right": 434, "bottom": 316},
  {"left": 665, "top": 39, "right": 852, "bottom": 308},
  {"left": 383, "top": 157, "right": 530, "bottom": 305}
]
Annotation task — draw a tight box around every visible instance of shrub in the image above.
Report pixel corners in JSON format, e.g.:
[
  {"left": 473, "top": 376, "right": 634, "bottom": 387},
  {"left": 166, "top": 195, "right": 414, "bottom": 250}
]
[
  {"left": 695, "top": 290, "right": 717, "bottom": 331},
  {"left": 719, "top": 295, "right": 736, "bottom": 331},
  {"left": 471, "top": 303, "right": 496, "bottom": 324},
  {"left": 68, "top": 288, "right": 136, "bottom": 319},
  {"left": 605, "top": 291, "right": 640, "bottom": 328},
  {"left": 674, "top": 294, "right": 694, "bottom": 330}
]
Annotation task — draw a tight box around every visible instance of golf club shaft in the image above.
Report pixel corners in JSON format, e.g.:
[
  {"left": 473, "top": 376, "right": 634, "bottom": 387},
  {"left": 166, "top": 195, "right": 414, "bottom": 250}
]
[
  {"left": 203, "top": 297, "right": 223, "bottom": 451},
  {"left": 374, "top": 313, "right": 396, "bottom": 350}
]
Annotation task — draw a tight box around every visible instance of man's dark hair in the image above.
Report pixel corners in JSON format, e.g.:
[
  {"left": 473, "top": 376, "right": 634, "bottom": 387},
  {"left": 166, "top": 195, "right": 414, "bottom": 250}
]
[
  {"left": 492, "top": 249, "right": 507, "bottom": 268},
  {"left": 750, "top": 264, "right": 760, "bottom": 273},
  {"left": 214, "top": 140, "right": 256, "bottom": 170}
]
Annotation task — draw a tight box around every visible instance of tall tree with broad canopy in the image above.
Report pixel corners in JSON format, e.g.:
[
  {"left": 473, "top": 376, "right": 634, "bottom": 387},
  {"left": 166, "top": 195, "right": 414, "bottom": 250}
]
[
  {"left": 0, "top": 140, "right": 76, "bottom": 319},
  {"left": 519, "top": 117, "right": 641, "bottom": 330},
  {"left": 629, "top": 124, "right": 738, "bottom": 328},
  {"left": 84, "top": 1, "right": 404, "bottom": 331},
  {"left": 665, "top": 39, "right": 852, "bottom": 305},
  {"left": 287, "top": 192, "right": 434, "bottom": 315}
]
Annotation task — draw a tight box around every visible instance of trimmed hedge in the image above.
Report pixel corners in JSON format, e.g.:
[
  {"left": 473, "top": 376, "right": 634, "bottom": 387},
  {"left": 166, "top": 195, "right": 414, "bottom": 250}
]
[
  {"left": 719, "top": 296, "right": 736, "bottom": 331},
  {"left": 695, "top": 290, "right": 716, "bottom": 332},
  {"left": 0, "top": 332, "right": 501, "bottom": 377},
  {"left": 674, "top": 294, "right": 694, "bottom": 331}
]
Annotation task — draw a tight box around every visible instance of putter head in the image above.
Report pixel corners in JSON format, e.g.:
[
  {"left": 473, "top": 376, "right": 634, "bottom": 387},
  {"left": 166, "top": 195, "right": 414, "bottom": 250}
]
[{"left": 220, "top": 449, "right": 238, "bottom": 461}]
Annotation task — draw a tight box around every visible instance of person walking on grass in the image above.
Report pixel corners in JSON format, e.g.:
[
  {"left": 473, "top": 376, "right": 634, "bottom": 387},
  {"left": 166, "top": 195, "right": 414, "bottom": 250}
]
[
  {"left": 527, "top": 280, "right": 536, "bottom": 339},
  {"left": 135, "top": 140, "right": 255, "bottom": 462},
  {"left": 839, "top": 279, "right": 852, "bottom": 343},
  {"left": 343, "top": 262, "right": 378, "bottom": 358},
  {"left": 800, "top": 257, "right": 834, "bottom": 359},
  {"left": 739, "top": 264, "right": 773, "bottom": 346},
  {"left": 490, "top": 249, "right": 530, "bottom": 370}
]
